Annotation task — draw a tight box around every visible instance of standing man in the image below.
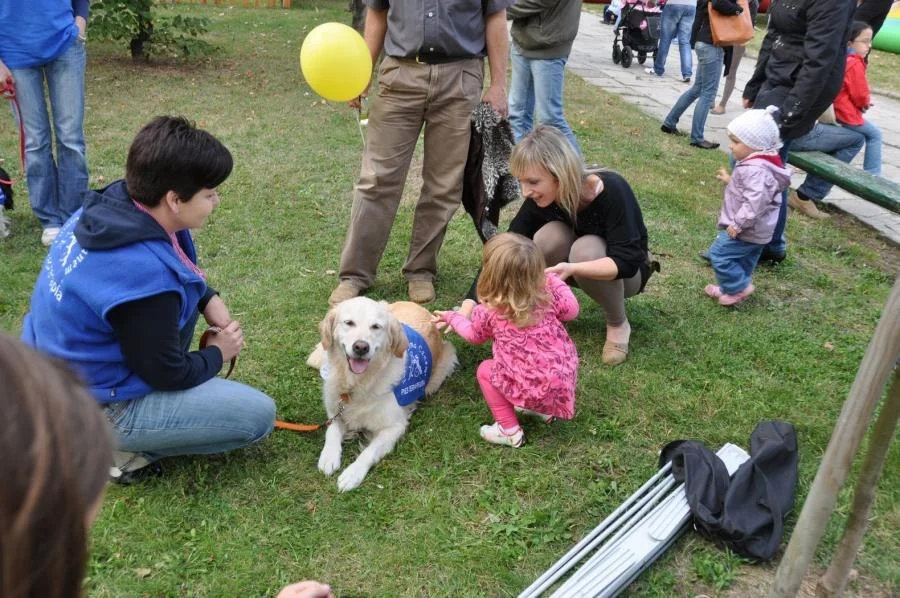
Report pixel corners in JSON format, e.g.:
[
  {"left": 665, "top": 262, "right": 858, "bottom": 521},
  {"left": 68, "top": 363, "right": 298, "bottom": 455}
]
[
  {"left": 507, "top": 0, "right": 583, "bottom": 157},
  {"left": 0, "top": 0, "right": 90, "bottom": 246},
  {"left": 329, "top": 0, "right": 513, "bottom": 306},
  {"left": 645, "top": 0, "right": 696, "bottom": 83}
]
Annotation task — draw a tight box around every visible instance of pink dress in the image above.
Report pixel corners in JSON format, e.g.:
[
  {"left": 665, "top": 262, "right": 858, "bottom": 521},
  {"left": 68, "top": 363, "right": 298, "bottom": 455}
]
[{"left": 445, "top": 273, "right": 580, "bottom": 419}]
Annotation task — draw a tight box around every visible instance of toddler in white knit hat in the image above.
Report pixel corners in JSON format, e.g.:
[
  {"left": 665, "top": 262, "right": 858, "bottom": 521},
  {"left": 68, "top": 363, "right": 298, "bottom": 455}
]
[{"left": 703, "top": 106, "right": 792, "bottom": 306}]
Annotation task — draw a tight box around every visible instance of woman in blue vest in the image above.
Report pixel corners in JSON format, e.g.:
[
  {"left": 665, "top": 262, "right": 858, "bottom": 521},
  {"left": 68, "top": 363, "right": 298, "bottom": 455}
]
[{"left": 22, "top": 116, "right": 276, "bottom": 484}]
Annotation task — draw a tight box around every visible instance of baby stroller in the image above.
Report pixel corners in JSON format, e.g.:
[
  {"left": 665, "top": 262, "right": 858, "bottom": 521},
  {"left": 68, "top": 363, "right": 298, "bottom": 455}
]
[{"left": 612, "top": 0, "right": 662, "bottom": 69}]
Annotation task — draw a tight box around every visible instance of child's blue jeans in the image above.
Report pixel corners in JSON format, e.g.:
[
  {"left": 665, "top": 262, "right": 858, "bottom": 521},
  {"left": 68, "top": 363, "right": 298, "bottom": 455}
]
[{"left": 709, "top": 230, "right": 764, "bottom": 295}]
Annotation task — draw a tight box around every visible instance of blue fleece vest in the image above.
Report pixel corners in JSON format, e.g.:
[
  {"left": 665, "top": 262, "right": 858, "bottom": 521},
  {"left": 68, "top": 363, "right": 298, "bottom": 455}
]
[
  {"left": 21, "top": 210, "right": 207, "bottom": 403},
  {"left": 319, "top": 324, "right": 433, "bottom": 406},
  {"left": 0, "top": 0, "right": 80, "bottom": 69}
]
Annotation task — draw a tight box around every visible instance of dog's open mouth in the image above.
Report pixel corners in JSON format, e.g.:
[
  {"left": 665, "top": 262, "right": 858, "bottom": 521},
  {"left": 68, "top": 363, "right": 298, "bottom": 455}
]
[{"left": 347, "top": 357, "right": 370, "bottom": 374}]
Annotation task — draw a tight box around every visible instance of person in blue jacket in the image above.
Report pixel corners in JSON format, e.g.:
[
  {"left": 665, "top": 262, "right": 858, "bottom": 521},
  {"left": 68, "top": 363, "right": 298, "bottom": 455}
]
[
  {"left": 22, "top": 116, "right": 276, "bottom": 484},
  {"left": 0, "top": 0, "right": 90, "bottom": 246}
]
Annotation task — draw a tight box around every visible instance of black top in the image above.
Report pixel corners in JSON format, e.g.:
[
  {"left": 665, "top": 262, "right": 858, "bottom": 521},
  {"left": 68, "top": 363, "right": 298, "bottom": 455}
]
[
  {"left": 107, "top": 292, "right": 223, "bottom": 391},
  {"left": 467, "top": 171, "right": 650, "bottom": 300}
]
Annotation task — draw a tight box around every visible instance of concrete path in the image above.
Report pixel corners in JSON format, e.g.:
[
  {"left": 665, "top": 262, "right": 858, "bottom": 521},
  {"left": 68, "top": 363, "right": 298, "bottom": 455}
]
[{"left": 567, "top": 10, "right": 900, "bottom": 244}]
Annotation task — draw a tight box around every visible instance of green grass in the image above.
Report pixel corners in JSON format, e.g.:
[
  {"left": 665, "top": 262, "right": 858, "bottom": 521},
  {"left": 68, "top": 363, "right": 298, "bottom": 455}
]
[{"left": 1, "top": 3, "right": 898, "bottom": 596}]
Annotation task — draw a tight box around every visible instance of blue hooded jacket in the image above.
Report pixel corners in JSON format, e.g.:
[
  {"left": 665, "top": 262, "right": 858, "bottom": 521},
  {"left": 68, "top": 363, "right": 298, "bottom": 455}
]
[
  {"left": 0, "top": 0, "right": 89, "bottom": 69},
  {"left": 22, "top": 180, "right": 207, "bottom": 403}
]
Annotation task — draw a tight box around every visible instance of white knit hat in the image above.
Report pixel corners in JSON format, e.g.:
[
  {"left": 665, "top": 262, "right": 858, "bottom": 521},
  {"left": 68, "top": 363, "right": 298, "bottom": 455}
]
[{"left": 727, "top": 105, "right": 782, "bottom": 152}]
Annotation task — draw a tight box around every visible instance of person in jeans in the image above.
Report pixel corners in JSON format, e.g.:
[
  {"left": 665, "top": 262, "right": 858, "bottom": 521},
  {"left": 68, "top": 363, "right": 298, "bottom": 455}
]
[
  {"left": 788, "top": 121, "right": 865, "bottom": 219},
  {"left": 660, "top": 0, "right": 743, "bottom": 149},
  {"left": 507, "top": 0, "right": 583, "bottom": 156},
  {"left": 704, "top": 106, "right": 791, "bottom": 306},
  {"left": 742, "top": 0, "right": 856, "bottom": 263},
  {"left": 21, "top": 116, "right": 276, "bottom": 484},
  {"left": 834, "top": 22, "right": 882, "bottom": 177},
  {"left": 711, "top": 0, "right": 759, "bottom": 114},
  {"left": 0, "top": 0, "right": 89, "bottom": 246},
  {"left": 645, "top": 0, "right": 696, "bottom": 82},
  {"left": 328, "top": 0, "right": 513, "bottom": 306}
]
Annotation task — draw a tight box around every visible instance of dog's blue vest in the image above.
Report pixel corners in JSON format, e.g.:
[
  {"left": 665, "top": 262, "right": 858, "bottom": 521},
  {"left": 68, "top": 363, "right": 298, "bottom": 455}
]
[{"left": 319, "top": 324, "right": 433, "bottom": 406}]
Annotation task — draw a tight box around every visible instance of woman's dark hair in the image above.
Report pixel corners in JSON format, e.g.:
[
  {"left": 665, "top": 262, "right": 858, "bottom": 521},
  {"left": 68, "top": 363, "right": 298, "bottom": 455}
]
[
  {"left": 126, "top": 116, "right": 233, "bottom": 206},
  {"left": 849, "top": 20, "right": 873, "bottom": 42},
  {"left": 0, "top": 335, "right": 113, "bottom": 598}
]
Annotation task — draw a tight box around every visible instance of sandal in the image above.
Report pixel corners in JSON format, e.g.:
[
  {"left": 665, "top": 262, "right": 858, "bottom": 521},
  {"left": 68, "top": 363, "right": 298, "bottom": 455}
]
[
  {"left": 479, "top": 423, "right": 524, "bottom": 448},
  {"left": 602, "top": 341, "right": 629, "bottom": 365}
]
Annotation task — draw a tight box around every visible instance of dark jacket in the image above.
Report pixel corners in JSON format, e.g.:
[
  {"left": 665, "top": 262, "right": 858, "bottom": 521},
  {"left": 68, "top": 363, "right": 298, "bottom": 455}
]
[
  {"left": 691, "top": 0, "right": 743, "bottom": 48},
  {"left": 743, "top": 0, "right": 856, "bottom": 140},
  {"left": 508, "top": 0, "right": 582, "bottom": 59}
]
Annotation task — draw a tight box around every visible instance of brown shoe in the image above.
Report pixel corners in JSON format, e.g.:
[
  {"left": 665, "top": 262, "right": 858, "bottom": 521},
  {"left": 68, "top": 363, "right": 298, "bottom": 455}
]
[
  {"left": 328, "top": 281, "right": 362, "bottom": 306},
  {"left": 601, "top": 341, "right": 629, "bottom": 366},
  {"left": 787, "top": 189, "right": 829, "bottom": 220},
  {"left": 408, "top": 280, "right": 435, "bottom": 304}
]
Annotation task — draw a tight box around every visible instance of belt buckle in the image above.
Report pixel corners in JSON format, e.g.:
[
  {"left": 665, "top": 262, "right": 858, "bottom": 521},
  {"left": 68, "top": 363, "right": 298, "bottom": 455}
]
[{"left": 415, "top": 54, "right": 426, "bottom": 64}]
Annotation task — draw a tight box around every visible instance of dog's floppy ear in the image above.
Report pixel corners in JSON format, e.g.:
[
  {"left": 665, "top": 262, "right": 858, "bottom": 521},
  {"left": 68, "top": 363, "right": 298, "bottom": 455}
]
[
  {"left": 319, "top": 307, "right": 339, "bottom": 351},
  {"left": 388, "top": 312, "right": 409, "bottom": 358}
]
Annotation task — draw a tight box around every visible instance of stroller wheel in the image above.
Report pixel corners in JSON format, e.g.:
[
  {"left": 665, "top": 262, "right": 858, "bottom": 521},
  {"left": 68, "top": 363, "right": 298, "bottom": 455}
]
[
  {"left": 621, "top": 47, "right": 633, "bottom": 68},
  {"left": 638, "top": 51, "right": 647, "bottom": 64},
  {"left": 612, "top": 44, "right": 621, "bottom": 64}
]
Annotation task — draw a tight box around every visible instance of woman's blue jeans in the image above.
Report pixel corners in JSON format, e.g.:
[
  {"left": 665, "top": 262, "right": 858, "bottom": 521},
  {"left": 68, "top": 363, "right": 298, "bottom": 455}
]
[
  {"left": 10, "top": 39, "right": 89, "bottom": 229},
  {"left": 508, "top": 45, "right": 582, "bottom": 157},
  {"left": 652, "top": 3, "right": 696, "bottom": 78},
  {"left": 791, "top": 123, "right": 865, "bottom": 201},
  {"left": 662, "top": 42, "right": 723, "bottom": 144},
  {"left": 103, "top": 312, "right": 276, "bottom": 460}
]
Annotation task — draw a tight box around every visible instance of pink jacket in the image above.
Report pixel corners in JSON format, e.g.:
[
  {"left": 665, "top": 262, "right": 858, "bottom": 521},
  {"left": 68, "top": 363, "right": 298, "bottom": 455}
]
[
  {"left": 718, "top": 154, "right": 791, "bottom": 245},
  {"left": 443, "top": 273, "right": 580, "bottom": 419}
]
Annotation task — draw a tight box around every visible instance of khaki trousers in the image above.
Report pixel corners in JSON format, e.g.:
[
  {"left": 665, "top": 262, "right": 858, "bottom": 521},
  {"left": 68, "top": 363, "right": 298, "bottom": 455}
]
[{"left": 338, "top": 56, "right": 484, "bottom": 288}]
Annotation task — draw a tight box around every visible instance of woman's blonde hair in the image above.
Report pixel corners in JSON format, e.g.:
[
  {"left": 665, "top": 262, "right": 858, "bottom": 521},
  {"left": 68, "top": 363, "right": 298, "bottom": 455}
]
[
  {"left": 477, "top": 233, "right": 551, "bottom": 327},
  {"left": 509, "top": 125, "right": 585, "bottom": 222}
]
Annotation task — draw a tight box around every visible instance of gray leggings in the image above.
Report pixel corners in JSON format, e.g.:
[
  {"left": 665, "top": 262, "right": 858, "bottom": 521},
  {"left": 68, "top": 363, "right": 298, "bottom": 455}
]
[{"left": 533, "top": 221, "right": 644, "bottom": 326}]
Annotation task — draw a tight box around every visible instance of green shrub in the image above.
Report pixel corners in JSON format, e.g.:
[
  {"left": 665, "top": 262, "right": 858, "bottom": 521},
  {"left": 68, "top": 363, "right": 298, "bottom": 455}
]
[{"left": 90, "top": 0, "right": 213, "bottom": 60}]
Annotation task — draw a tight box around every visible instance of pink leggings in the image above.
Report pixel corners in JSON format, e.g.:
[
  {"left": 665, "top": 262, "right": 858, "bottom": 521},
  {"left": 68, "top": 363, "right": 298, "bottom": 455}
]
[{"left": 477, "top": 360, "right": 520, "bottom": 431}]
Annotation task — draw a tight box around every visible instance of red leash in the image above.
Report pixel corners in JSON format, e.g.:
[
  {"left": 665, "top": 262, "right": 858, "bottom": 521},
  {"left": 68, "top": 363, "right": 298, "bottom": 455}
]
[{"left": 1, "top": 80, "right": 26, "bottom": 185}]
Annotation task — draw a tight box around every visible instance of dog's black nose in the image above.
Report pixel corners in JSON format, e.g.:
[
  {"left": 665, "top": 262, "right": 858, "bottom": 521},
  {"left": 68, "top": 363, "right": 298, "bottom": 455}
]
[{"left": 352, "top": 340, "right": 369, "bottom": 356}]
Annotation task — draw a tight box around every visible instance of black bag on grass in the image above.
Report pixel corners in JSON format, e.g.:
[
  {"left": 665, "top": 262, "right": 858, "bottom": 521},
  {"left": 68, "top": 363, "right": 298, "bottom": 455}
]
[{"left": 659, "top": 420, "right": 799, "bottom": 561}]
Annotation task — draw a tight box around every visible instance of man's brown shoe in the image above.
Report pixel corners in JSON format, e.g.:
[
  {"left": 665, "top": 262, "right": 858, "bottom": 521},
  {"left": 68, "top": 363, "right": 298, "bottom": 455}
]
[
  {"left": 408, "top": 280, "right": 435, "bottom": 304},
  {"left": 328, "top": 281, "right": 362, "bottom": 306},
  {"left": 787, "top": 189, "right": 829, "bottom": 219}
]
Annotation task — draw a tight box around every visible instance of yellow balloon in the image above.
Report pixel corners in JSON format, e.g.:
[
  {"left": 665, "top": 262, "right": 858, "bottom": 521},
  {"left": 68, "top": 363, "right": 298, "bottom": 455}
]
[{"left": 300, "top": 23, "right": 372, "bottom": 102}]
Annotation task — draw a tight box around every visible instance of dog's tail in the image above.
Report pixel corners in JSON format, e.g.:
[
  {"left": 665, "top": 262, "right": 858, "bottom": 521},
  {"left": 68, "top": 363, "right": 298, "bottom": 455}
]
[
  {"left": 306, "top": 343, "right": 326, "bottom": 370},
  {"left": 425, "top": 340, "right": 457, "bottom": 396}
]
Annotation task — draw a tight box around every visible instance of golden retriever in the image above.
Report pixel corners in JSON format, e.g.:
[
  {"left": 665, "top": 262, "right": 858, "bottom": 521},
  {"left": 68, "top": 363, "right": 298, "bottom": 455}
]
[{"left": 307, "top": 297, "right": 457, "bottom": 491}]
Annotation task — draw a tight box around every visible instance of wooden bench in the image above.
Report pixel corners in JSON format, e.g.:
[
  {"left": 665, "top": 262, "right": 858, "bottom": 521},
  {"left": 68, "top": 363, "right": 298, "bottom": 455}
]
[{"left": 787, "top": 151, "right": 900, "bottom": 214}]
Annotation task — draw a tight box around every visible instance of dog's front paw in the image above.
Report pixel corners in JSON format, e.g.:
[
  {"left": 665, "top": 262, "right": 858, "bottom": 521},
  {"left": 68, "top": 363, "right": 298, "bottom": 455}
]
[
  {"left": 317, "top": 446, "right": 342, "bottom": 476},
  {"left": 337, "top": 461, "right": 370, "bottom": 492}
]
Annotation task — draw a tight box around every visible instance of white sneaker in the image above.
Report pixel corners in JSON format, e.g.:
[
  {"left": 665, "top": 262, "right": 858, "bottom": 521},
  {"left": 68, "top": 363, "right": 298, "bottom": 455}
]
[
  {"left": 644, "top": 67, "right": 659, "bottom": 76},
  {"left": 0, "top": 206, "right": 9, "bottom": 239},
  {"left": 41, "top": 226, "right": 60, "bottom": 246},
  {"left": 479, "top": 422, "right": 524, "bottom": 448}
]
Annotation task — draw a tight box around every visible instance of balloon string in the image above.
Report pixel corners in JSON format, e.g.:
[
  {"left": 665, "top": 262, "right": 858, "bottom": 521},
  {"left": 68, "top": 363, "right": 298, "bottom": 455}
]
[{"left": 355, "top": 96, "right": 368, "bottom": 148}]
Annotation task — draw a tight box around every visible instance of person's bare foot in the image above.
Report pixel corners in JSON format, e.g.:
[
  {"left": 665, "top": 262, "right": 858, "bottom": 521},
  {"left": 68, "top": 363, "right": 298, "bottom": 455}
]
[{"left": 605, "top": 320, "right": 631, "bottom": 345}]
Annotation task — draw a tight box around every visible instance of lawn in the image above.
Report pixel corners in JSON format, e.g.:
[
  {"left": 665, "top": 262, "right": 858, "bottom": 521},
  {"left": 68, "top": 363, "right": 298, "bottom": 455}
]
[{"left": 1, "top": 3, "right": 898, "bottom": 596}]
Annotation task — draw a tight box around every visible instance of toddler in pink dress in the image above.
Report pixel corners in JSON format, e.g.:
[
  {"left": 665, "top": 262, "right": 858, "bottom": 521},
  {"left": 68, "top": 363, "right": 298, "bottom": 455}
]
[{"left": 434, "top": 233, "right": 579, "bottom": 448}]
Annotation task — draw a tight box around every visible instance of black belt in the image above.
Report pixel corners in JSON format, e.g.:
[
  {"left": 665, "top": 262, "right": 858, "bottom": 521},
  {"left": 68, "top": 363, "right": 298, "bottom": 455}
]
[{"left": 401, "top": 54, "right": 475, "bottom": 65}]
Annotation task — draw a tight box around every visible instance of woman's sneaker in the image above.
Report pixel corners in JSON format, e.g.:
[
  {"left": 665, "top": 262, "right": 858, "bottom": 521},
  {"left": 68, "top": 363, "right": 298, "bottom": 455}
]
[
  {"left": 479, "top": 423, "right": 524, "bottom": 448},
  {"left": 109, "top": 451, "right": 163, "bottom": 485},
  {"left": 514, "top": 406, "right": 555, "bottom": 424}
]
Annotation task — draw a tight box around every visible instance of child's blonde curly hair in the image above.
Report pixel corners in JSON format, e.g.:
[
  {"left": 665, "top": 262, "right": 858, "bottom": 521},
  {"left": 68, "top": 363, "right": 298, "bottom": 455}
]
[{"left": 477, "top": 233, "right": 551, "bottom": 328}]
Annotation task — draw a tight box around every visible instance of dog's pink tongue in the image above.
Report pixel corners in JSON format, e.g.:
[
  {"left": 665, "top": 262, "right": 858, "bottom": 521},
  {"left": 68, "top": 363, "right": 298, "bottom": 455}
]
[{"left": 349, "top": 358, "right": 369, "bottom": 374}]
